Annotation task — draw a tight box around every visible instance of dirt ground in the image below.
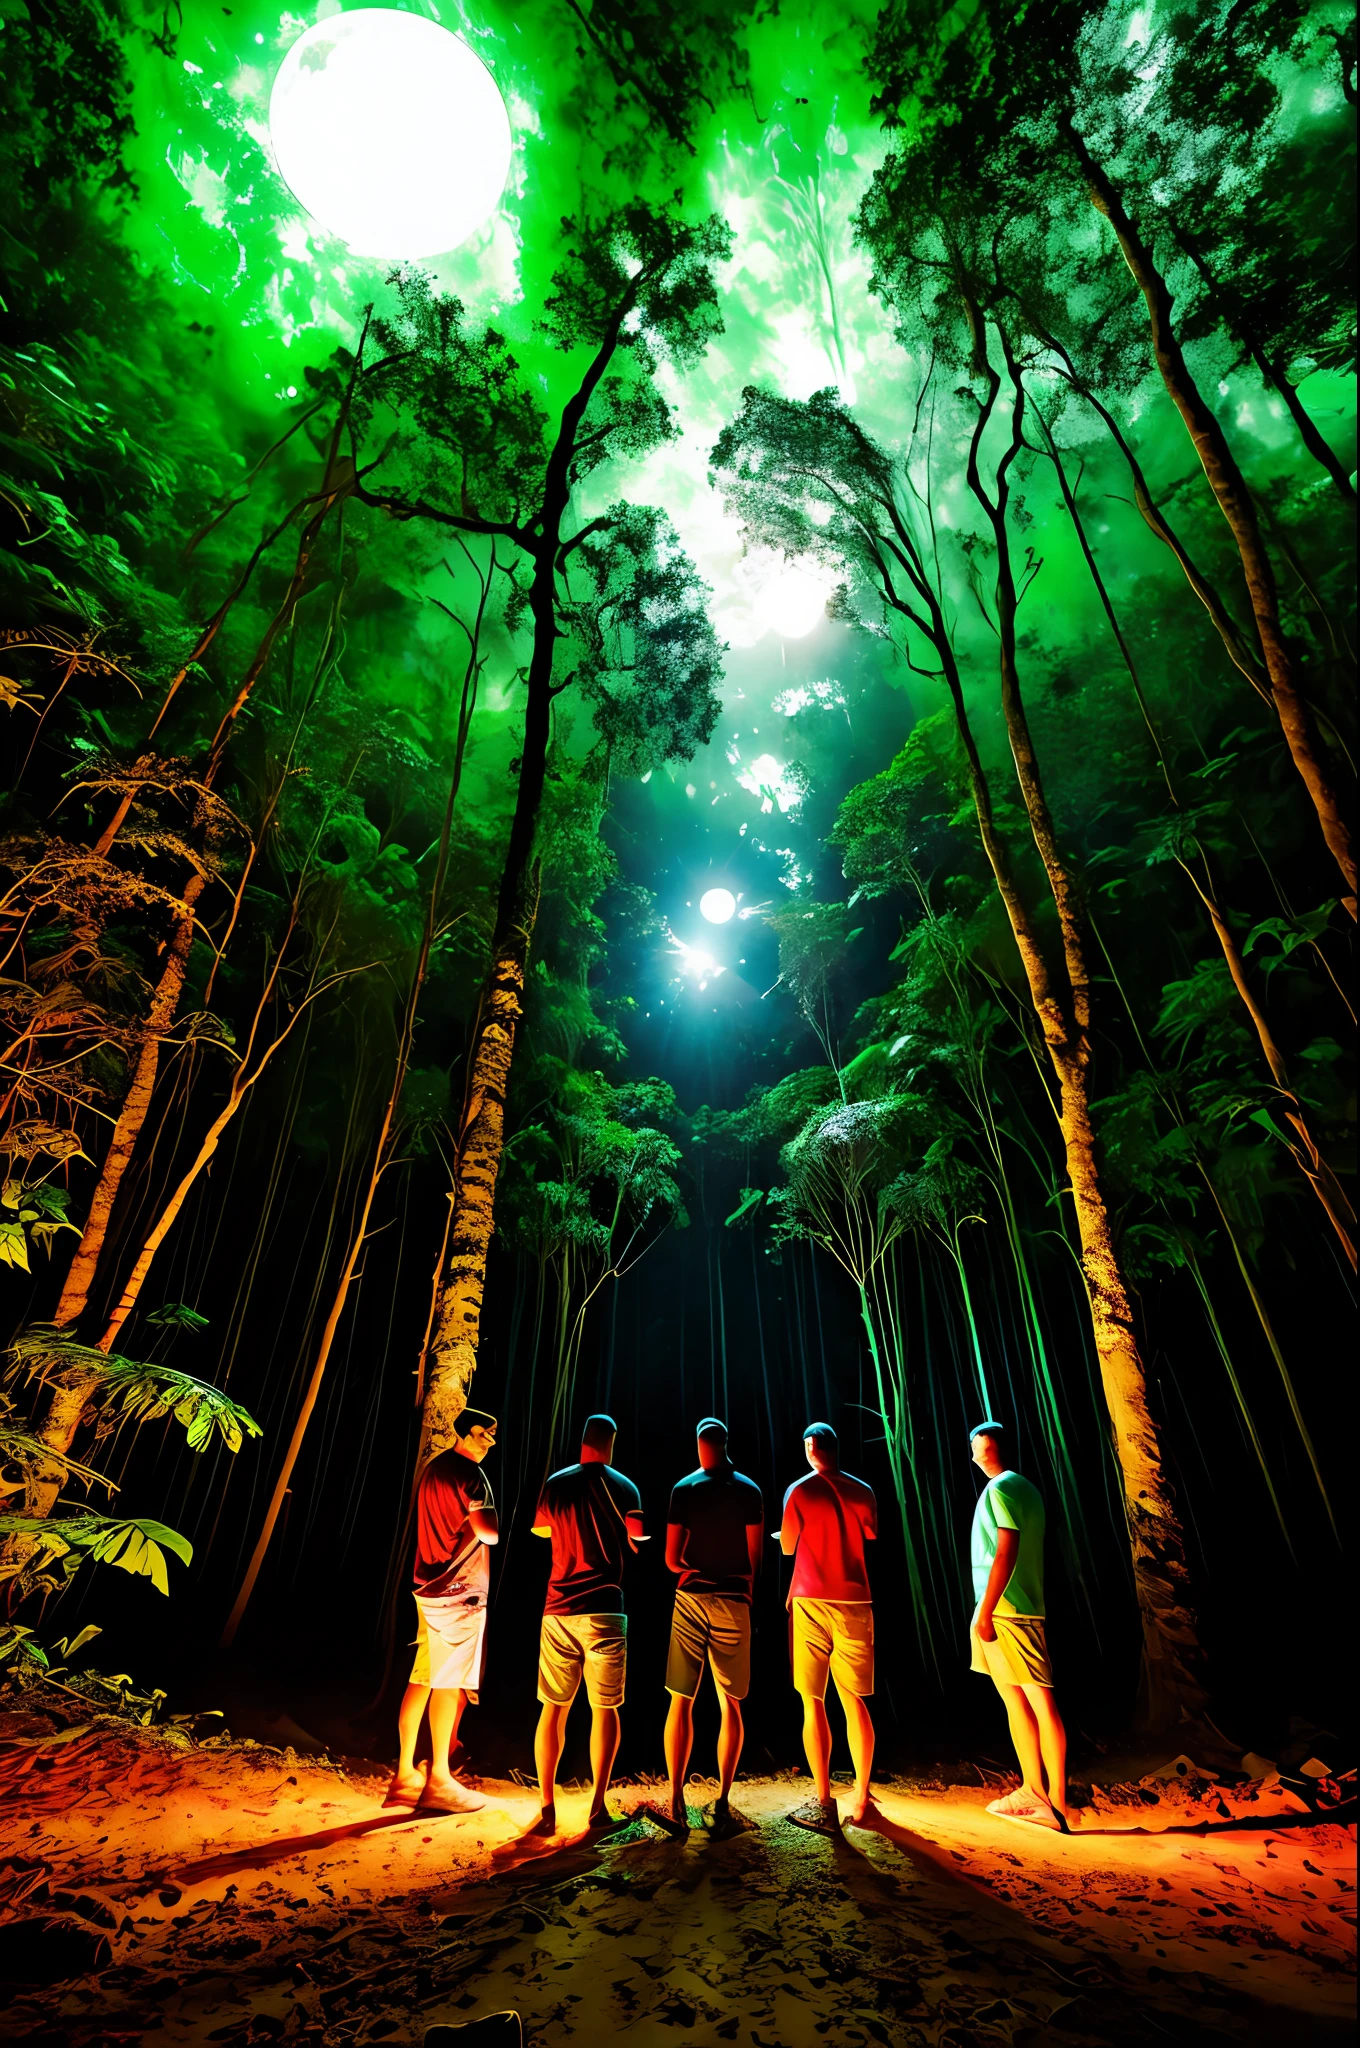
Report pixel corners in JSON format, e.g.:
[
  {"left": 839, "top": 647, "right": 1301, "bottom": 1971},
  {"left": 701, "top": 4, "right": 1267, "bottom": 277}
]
[{"left": 0, "top": 1713, "right": 1353, "bottom": 2048}]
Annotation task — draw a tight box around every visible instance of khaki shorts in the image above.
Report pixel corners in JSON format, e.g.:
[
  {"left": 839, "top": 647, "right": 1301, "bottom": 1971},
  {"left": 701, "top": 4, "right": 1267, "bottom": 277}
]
[
  {"left": 538, "top": 1612, "right": 627, "bottom": 1709},
  {"left": 410, "top": 1594, "right": 487, "bottom": 1697},
  {"left": 665, "top": 1591, "right": 751, "bottom": 1700},
  {"left": 791, "top": 1597, "right": 874, "bottom": 1700},
  {"left": 970, "top": 1614, "right": 1053, "bottom": 1688}
]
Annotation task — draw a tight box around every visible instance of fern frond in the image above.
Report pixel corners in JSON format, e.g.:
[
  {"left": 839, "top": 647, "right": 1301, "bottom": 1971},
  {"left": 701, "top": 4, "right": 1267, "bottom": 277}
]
[{"left": 4, "top": 1327, "right": 262, "bottom": 1453}]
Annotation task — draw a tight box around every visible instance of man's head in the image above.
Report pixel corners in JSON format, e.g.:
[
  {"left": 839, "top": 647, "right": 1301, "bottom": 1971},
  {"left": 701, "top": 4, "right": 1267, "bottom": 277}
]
[
  {"left": 803, "top": 1421, "right": 838, "bottom": 1473},
  {"left": 453, "top": 1407, "right": 498, "bottom": 1464},
  {"left": 969, "top": 1420, "right": 1008, "bottom": 1476},
  {"left": 580, "top": 1413, "right": 617, "bottom": 1465},
  {"left": 696, "top": 1416, "right": 729, "bottom": 1471}
]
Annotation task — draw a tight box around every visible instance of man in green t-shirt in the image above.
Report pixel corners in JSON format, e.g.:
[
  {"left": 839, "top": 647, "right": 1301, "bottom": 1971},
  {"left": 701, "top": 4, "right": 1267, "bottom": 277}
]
[{"left": 967, "top": 1420, "right": 1076, "bottom": 1832}]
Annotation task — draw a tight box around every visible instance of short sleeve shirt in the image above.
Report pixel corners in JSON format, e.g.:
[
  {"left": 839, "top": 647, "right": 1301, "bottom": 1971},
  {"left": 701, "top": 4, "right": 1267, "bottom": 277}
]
[
  {"left": 780, "top": 1470, "right": 877, "bottom": 1605},
  {"left": 668, "top": 1466, "right": 764, "bottom": 1601},
  {"left": 970, "top": 1470, "right": 1046, "bottom": 1617},
  {"left": 535, "top": 1462, "right": 642, "bottom": 1616},
  {"left": 414, "top": 1451, "right": 493, "bottom": 1602}
]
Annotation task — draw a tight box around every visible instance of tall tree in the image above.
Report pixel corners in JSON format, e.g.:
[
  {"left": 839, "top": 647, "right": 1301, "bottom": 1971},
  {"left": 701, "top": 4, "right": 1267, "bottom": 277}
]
[
  {"left": 354, "top": 202, "right": 729, "bottom": 1455},
  {"left": 869, "top": 0, "right": 1358, "bottom": 914},
  {"left": 713, "top": 377, "right": 1208, "bottom": 1727}
]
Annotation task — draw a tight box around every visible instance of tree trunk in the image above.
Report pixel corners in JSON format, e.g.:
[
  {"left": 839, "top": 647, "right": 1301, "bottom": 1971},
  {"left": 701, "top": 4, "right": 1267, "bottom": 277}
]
[
  {"left": 420, "top": 879, "right": 539, "bottom": 1458},
  {"left": 1165, "top": 217, "right": 1356, "bottom": 504},
  {"left": 1042, "top": 417, "right": 1356, "bottom": 1269},
  {"left": 52, "top": 875, "right": 205, "bottom": 1331},
  {"left": 1058, "top": 1077, "right": 1208, "bottom": 1729},
  {"left": 96, "top": 945, "right": 317, "bottom": 1350},
  {"left": 1064, "top": 123, "right": 1358, "bottom": 916},
  {"left": 944, "top": 291, "right": 1208, "bottom": 1727},
  {"left": 220, "top": 592, "right": 485, "bottom": 1645}
]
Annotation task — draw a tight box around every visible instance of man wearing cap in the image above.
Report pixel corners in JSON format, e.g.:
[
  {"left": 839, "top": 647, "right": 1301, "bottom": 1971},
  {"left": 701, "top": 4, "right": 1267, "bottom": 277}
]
[
  {"left": 642, "top": 1417, "right": 764, "bottom": 1838},
  {"left": 531, "top": 1413, "right": 646, "bottom": 1835},
  {"left": 388, "top": 1405, "right": 499, "bottom": 1814},
  {"left": 780, "top": 1421, "right": 878, "bottom": 1833},
  {"left": 967, "top": 1419, "right": 1076, "bottom": 1831}
]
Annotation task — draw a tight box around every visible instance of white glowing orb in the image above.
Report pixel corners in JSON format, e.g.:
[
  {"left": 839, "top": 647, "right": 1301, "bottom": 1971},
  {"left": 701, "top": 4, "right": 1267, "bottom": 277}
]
[
  {"left": 268, "top": 11, "right": 512, "bottom": 258},
  {"left": 753, "top": 556, "right": 834, "bottom": 640},
  {"left": 700, "top": 888, "right": 737, "bottom": 924}
]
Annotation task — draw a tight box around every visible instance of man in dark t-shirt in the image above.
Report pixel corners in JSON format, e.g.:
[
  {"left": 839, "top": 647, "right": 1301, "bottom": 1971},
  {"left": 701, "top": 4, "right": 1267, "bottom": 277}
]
[
  {"left": 530, "top": 1412, "right": 645, "bottom": 1834},
  {"left": 780, "top": 1420, "right": 878, "bottom": 1833},
  {"left": 640, "top": 1417, "right": 763, "bottom": 1837},
  {"left": 389, "top": 1406, "right": 499, "bottom": 1814}
]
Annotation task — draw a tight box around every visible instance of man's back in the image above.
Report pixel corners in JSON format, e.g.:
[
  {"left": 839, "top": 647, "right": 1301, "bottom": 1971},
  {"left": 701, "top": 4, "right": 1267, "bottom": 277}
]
[
  {"left": 537, "top": 1461, "right": 641, "bottom": 1615},
  {"left": 669, "top": 1464, "right": 764, "bottom": 1600},
  {"left": 782, "top": 1469, "right": 877, "bottom": 1603}
]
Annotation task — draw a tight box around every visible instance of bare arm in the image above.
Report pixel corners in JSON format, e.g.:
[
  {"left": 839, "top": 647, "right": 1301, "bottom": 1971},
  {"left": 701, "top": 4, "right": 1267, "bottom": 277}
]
[
  {"left": 779, "top": 1508, "right": 797, "bottom": 1557},
  {"left": 974, "top": 1527, "right": 1020, "bottom": 1642},
  {"left": 531, "top": 1519, "right": 551, "bottom": 1538},
  {"left": 468, "top": 1505, "right": 499, "bottom": 1545},
  {"left": 747, "top": 1523, "right": 764, "bottom": 1579},
  {"left": 626, "top": 1508, "right": 648, "bottom": 1551},
  {"left": 665, "top": 1522, "right": 686, "bottom": 1575}
]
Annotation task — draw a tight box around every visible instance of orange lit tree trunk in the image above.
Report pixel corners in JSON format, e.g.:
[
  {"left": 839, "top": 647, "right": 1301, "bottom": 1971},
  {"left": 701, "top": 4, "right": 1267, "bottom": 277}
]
[
  {"left": 49, "top": 426, "right": 357, "bottom": 1344},
  {"left": 1061, "top": 121, "right": 1358, "bottom": 918},
  {"left": 951, "top": 294, "right": 1207, "bottom": 1729},
  {"left": 420, "top": 881, "right": 539, "bottom": 1458},
  {"left": 407, "top": 307, "right": 632, "bottom": 1458},
  {"left": 219, "top": 557, "right": 489, "bottom": 1644},
  {"left": 51, "top": 876, "right": 204, "bottom": 1334}
]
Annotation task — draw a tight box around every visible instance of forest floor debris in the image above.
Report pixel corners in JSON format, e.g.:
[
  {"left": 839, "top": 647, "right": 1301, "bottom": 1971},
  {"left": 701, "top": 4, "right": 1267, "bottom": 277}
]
[{"left": 0, "top": 1718, "right": 1353, "bottom": 2046}]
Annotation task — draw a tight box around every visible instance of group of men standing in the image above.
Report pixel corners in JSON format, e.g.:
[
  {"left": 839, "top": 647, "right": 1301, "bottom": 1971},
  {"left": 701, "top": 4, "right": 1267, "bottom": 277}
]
[{"left": 387, "top": 1406, "right": 1074, "bottom": 1838}]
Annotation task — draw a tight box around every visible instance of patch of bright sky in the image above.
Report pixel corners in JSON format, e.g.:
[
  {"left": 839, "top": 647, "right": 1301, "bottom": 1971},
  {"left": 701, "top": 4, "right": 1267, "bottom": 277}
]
[
  {"left": 729, "top": 748, "right": 810, "bottom": 815},
  {"left": 772, "top": 678, "right": 847, "bottom": 717}
]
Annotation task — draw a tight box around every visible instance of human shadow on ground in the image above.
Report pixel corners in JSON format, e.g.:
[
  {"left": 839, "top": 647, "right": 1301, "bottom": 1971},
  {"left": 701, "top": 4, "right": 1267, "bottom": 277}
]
[{"left": 164, "top": 1806, "right": 488, "bottom": 1884}]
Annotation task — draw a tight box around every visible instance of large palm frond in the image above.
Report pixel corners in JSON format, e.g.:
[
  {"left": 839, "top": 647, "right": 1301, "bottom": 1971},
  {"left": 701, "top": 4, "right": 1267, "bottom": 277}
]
[{"left": 5, "top": 1327, "right": 261, "bottom": 1453}]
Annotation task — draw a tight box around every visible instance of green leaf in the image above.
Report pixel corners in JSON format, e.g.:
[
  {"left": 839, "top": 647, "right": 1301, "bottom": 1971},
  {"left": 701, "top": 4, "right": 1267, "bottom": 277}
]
[
  {"left": 0, "top": 1221, "right": 30, "bottom": 1272},
  {"left": 145, "top": 1302, "right": 210, "bottom": 1331},
  {"left": 724, "top": 1187, "right": 765, "bottom": 1227}
]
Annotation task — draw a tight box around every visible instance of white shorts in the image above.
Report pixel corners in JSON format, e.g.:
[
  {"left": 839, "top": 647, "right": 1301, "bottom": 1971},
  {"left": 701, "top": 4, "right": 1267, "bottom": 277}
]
[{"left": 411, "top": 1594, "right": 488, "bottom": 1696}]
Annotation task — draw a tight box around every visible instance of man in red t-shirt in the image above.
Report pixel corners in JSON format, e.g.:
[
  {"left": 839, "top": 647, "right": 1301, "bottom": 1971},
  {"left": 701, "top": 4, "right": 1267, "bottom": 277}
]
[
  {"left": 779, "top": 1421, "right": 878, "bottom": 1833},
  {"left": 388, "top": 1406, "right": 499, "bottom": 1814}
]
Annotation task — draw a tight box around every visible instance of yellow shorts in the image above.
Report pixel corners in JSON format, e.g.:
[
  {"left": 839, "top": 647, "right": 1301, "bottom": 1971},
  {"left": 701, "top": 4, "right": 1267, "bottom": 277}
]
[
  {"left": 791, "top": 1598, "right": 874, "bottom": 1700},
  {"left": 537, "top": 1612, "right": 627, "bottom": 1709},
  {"left": 665, "top": 1591, "right": 751, "bottom": 1700},
  {"left": 410, "top": 1594, "right": 487, "bottom": 1697},
  {"left": 970, "top": 1614, "right": 1052, "bottom": 1688}
]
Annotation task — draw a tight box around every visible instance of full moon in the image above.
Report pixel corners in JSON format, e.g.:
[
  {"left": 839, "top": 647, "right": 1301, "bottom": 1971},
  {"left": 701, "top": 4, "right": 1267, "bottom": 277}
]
[
  {"left": 699, "top": 888, "right": 737, "bottom": 924},
  {"left": 268, "top": 11, "right": 512, "bottom": 259}
]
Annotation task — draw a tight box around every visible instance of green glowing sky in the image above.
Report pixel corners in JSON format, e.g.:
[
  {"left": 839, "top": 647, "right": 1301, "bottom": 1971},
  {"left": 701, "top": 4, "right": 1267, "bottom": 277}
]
[{"left": 125, "top": 0, "right": 1352, "bottom": 955}]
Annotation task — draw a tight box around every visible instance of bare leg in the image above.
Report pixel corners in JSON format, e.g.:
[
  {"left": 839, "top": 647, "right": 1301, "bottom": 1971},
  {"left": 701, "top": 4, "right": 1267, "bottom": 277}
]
[
  {"left": 390, "top": 1683, "right": 430, "bottom": 1800},
  {"left": 664, "top": 1691, "right": 695, "bottom": 1821},
  {"left": 837, "top": 1686, "right": 877, "bottom": 1823},
  {"left": 994, "top": 1680, "right": 1047, "bottom": 1799},
  {"left": 1023, "top": 1682, "right": 1074, "bottom": 1823},
  {"left": 715, "top": 1693, "right": 744, "bottom": 1804},
  {"left": 588, "top": 1706, "right": 621, "bottom": 1823},
  {"left": 534, "top": 1700, "right": 570, "bottom": 1827},
  {"left": 426, "top": 1687, "right": 468, "bottom": 1791},
  {"left": 799, "top": 1691, "right": 833, "bottom": 1803}
]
